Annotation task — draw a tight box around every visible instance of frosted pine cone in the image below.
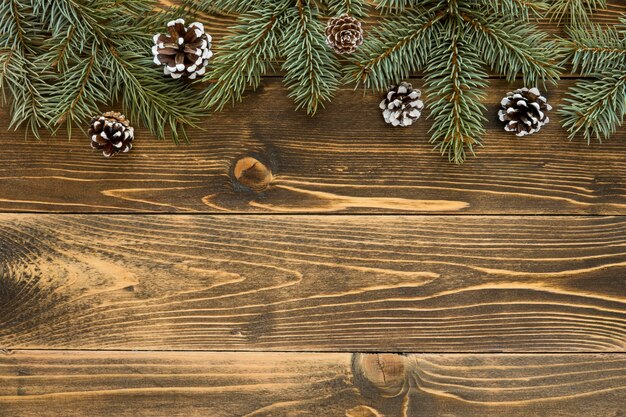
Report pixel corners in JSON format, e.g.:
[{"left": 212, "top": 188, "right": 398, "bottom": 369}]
[
  {"left": 152, "top": 19, "right": 212, "bottom": 79},
  {"left": 325, "top": 15, "right": 363, "bottom": 54},
  {"left": 379, "top": 82, "right": 424, "bottom": 127},
  {"left": 498, "top": 87, "right": 552, "bottom": 136},
  {"left": 89, "top": 112, "right": 134, "bottom": 157}
]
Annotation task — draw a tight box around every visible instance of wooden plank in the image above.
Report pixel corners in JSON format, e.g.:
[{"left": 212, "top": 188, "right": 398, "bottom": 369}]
[
  {"left": 0, "top": 351, "right": 625, "bottom": 417},
  {"left": 0, "top": 79, "right": 625, "bottom": 214},
  {"left": 1, "top": 214, "right": 625, "bottom": 352}
]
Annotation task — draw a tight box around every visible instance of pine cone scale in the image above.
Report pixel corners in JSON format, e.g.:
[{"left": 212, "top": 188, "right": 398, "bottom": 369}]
[
  {"left": 89, "top": 111, "right": 134, "bottom": 157},
  {"left": 380, "top": 82, "right": 424, "bottom": 127},
  {"left": 499, "top": 87, "right": 551, "bottom": 136},
  {"left": 153, "top": 19, "right": 212, "bottom": 79},
  {"left": 325, "top": 14, "right": 363, "bottom": 55}
]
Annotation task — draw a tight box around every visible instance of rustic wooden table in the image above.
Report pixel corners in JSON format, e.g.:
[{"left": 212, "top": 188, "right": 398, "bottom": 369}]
[{"left": 0, "top": 2, "right": 625, "bottom": 416}]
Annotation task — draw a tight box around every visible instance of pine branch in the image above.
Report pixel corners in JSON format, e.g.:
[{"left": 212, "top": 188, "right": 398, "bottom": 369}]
[
  {"left": 464, "top": 12, "right": 561, "bottom": 85},
  {"left": 547, "top": 0, "right": 606, "bottom": 28},
  {"left": 202, "top": 2, "right": 286, "bottom": 110},
  {"left": 186, "top": 0, "right": 259, "bottom": 14},
  {"left": 346, "top": 10, "right": 443, "bottom": 90},
  {"left": 426, "top": 28, "right": 488, "bottom": 164},
  {"left": 0, "top": 0, "right": 46, "bottom": 137},
  {"left": 325, "top": 0, "right": 368, "bottom": 17},
  {"left": 482, "top": 0, "right": 548, "bottom": 18},
  {"left": 38, "top": 45, "right": 110, "bottom": 137},
  {"left": 559, "top": 14, "right": 626, "bottom": 143},
  {"left": 281, "top": 2, "right": 340, "bottom": 115},
  {"left": 109, "top": 44, "right": 205, "bottom": 143},
  {"left": 562, "top": 23, "right": 626, "bottom": 75},
  {"left": 373, "top": 0, "right": 420, "bottom": 13},
  {"left": 560, "top": 74, "right": 626, "bottom": 143}
]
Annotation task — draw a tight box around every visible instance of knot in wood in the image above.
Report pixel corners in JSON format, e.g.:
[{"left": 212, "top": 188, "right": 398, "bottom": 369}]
[
  {"left": 232, "top": 156, "right": 273, "bottom": 192},
  {"left": 352, "top": 354, "right": 408, "bottom": 398}
]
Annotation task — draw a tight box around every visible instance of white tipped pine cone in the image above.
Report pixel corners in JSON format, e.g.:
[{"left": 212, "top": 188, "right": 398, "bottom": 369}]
[
  {"left": 379, "top": 82, "right": 424, "bottom": 127},
  {"left": 152, "top": 19, "right": 212, "bottom": 80},
  {"left": 89, "top": 112, "right": 134, "bottom": 157},
  {"left": 498, "top": 87, "right": 552, "bottom": 136},
  {"left": 325, "top": 14, "right": 363, "bottom": 54}
]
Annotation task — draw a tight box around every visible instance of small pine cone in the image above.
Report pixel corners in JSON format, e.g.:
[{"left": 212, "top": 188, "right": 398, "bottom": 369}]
[
  {"left": 152, "top": 19, "right": 212, "bottom": 79},
  {"left": 89, "top": 112, "right": 134, "bottom": 157},
  {"left": 498, "top": 87, "right": 552, "bottom": 136},
  {"left": 379, "top": 82, "right": 424, "bottom": 127},
  {"left": 325, "top": 15, "right": 363, "bottom": 54}
]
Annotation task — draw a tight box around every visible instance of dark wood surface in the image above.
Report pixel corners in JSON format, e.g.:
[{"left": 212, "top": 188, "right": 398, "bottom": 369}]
[
  {"left": 1, "top": 214, "right": 625, "bottom": 352},
  {"left": 0, "top": 351, "right": 624, "bottom": 417},
  {"left": 1, "top": 2, "right": 626, "bottom": 415},
  {"left": 1, "top": 79, "right": 625, "bottom": 214}
]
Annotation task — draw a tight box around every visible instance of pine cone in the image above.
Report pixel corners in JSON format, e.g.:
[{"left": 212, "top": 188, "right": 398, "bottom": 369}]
[
  {"left": 89, "top": 112, "right": 134, "bottom": 157},
  {"left": 379, "top": 82, "right": 424, "bottom": 127},
  {"left": 498, "top": 87, "right": 552, "bottom": 136},
  {"left": 152, "top": 19, "right": 212, "bottom": 79},
  {"left": 325, "top": 15, "right": 363, "bottom": 54}
]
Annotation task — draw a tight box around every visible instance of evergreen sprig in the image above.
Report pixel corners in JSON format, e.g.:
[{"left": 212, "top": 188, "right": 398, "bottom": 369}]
[
  {"left": 559, "top": 15, "right": 626, "bottom": 143},
  {"left": 196, "top": 0, "right": 366, "bottom": 116},
  {"left": 547, "top": 0, "right": 606, "bottom": 28},
  {"left": 0, "top": 0, "right": 205, "bottom": 141},
  {"left": 349, "top": 0, "right": 561, "bottom": 163}
]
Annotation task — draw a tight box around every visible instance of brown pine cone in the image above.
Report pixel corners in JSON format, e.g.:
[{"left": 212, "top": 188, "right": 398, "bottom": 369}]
[
  {"left": 379, "top": 81, "right": 424, "bottom": 127},
  {"left": 89, "top": 112, "right": 134, "bottom": 157},
  {"left": 152, "top": 19, "right": 212, "bottom": 79},
  {"left": 325, "top": 14, "right": 363, "bottom": 55},
  {"left": 498, "top": 87, "right": 552, "bottom": 136}
]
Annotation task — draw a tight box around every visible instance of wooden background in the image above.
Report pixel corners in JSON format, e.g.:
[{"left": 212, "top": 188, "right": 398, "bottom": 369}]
[{"left": 0, "top": 1, "right": 625, "bottom": 416}]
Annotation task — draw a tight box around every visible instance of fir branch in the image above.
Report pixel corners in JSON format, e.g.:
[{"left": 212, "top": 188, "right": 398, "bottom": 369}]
[
  {"left": 426, "top": 29, "right": 488, "bottom": 164},
  {"left": 38, "top": 45, "right": 110, "bottom": 136},
  {"left": 562, "top": 23, "right": 626, "bottom": 75},
  {"left": 187, "top": 0, "right": 258, "bottom": 14},
  {"left": 483, "top": 0, "right": 548, "bottom": 17},
  {"left": 202, "top": 2, "right": 286, "bottom": 110},
  {"left": 374, "top": 0, "right": 420, "bottom": 13},
  {"left": 0, "top": 0, "right": 46, "bottom": 137},
  {"left": 559, "top": 14, "right": 626, "bottom": 143},
  {"left": 108, "top": 44, "right": 205, "bottom": 143},
  {"left": 324, "top": 0, "right": 368, "bottom": 17},
  {"left": 346, "top": 10, "right": 443, "bottom": 90},
  {"left": 281, "top": 2, "right": 340, "bottom": 114},
  {"left": 547, "top": 0, "right": 606, "bottom": 28},
  {"left": 560, "top": 74, "right": 626, "bottom": 143},
  {"left": 464, "top": 13, "right": 561, "bottom": 85}
]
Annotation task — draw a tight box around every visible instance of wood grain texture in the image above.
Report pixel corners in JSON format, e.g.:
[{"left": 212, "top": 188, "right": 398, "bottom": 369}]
[
  {"left": 0, "top": 79, "right": 625, "bottom": 214},
  {"left": 1, "top": 214, "right": 625, "bottom": 351},
  {"left": 0, "top": 351, "right": 625, "bottom": 417}
]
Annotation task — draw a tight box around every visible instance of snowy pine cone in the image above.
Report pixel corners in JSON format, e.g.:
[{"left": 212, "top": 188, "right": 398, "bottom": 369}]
[
  {"left": 325, "top": 15, "right": 363, "bottom": 54},
  {"left": 89, "top": 112, "right": 134, "bottom": 157},
  {"left": 379, "top": 82, "right": 424, "bottom": 127},
  {"left": 152, "top": 19, "right": 212, "bottom": 79},
  {"left": 498, "top": 87, "right": 552, "bottom": 136}
]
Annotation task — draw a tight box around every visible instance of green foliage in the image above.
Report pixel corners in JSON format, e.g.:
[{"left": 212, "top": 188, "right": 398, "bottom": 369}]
[
  {"left": 349, "top": 0, "right": 561, "bottom": 163},
  {"left": 0, "top": 0, "right": 205, "bottom": 141},
  {"left": 547, "top": 0, "right": 606, "bottom": 28},
  {"left": 201, "top": 2, "right": 285, "bottom": 110},
  {"left": 559, "top": 16, "right": 626, "bottom": 143},
  {"left": 196, "top": 0, "right": 367, "bottom": 116},
  {"left": 426, "top": 27, "right": 488, "bottom": 163},
  {"left": 281, "top": 5, "right": 341, "bottom": 114},
  {"left": 560, "top": 75, "right": 625, "bottom": 143}
]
